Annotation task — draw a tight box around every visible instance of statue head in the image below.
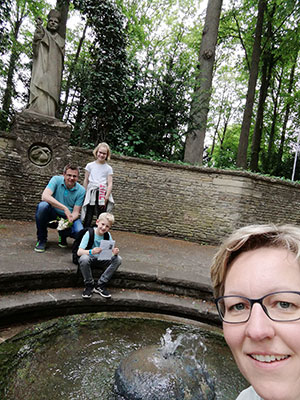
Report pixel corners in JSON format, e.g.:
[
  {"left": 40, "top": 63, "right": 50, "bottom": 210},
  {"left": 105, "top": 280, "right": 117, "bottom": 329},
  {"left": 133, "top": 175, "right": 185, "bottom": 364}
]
[{"left": 47, "top": 9, "right": 61, "bottom": 33}]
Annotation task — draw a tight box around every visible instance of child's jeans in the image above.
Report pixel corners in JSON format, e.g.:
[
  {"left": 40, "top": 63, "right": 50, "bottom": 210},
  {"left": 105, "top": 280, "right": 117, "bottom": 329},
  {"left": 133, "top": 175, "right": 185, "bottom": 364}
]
[{"left": 79, "top": 254, "right": 122, "bottom": 286}]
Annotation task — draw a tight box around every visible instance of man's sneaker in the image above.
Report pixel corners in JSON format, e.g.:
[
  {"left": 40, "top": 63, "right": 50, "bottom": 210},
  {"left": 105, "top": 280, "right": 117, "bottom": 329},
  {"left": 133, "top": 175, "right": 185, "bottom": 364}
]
[
  {"left": 34, "top": 241, "right": 46, "bottom": 252},
  {"left": 82, "top": 284, "right": 94, "bottom": 299},
  {"left": 94, "top": 284, "right": 111, "bottom": 298},
  {"left": 58, "top": 235, "right": 67, "bottom": 248}
]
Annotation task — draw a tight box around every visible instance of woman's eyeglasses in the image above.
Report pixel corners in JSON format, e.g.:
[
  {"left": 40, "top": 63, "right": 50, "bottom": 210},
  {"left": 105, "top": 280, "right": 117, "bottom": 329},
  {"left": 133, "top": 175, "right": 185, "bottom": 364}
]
[{"left": 215, "top": 291, "right": 300, "bottom": 324}]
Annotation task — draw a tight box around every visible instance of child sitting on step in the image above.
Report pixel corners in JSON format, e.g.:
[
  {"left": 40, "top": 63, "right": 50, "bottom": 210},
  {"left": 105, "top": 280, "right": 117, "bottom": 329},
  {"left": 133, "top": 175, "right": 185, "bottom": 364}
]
[{"left": 77, "top": 212, "right": 121, "bottom": 299}]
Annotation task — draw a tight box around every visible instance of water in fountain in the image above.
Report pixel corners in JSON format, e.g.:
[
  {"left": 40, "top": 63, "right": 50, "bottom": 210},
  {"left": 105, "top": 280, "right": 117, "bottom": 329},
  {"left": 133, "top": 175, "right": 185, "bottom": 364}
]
[
  {"left": 114, "top": 327, "right": 216, "bottom": 399},
  {"left": 160, "top": 327, "right": 183, "bottom": 357},
  {"left": 0, "top": 313, "right": 248, "bottom": 399}
]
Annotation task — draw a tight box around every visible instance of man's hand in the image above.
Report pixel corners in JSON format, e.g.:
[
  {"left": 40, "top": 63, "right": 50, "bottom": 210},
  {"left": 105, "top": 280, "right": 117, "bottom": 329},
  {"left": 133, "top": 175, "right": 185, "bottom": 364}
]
[
  {"left": 42, "top": 188, "right": 78, "bottom": 222},
  {"left": 64, "top": 208, "right": 73, "bottom": 222}
]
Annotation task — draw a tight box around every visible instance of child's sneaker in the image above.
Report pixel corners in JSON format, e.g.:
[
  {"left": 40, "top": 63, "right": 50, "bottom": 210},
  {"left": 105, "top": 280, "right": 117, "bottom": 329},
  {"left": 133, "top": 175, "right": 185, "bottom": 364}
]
[
  {"left": 82, "top": 284, "right": 94, "bottom": 299},
  {"left": 58, "top": 234, "right": 67, "bottom": 248},
  {"left": 94, "top": 284, "right": 111, "bottom": 298},
  {"left": 34, "top": 241, "right": 46, "bottom": 252}
]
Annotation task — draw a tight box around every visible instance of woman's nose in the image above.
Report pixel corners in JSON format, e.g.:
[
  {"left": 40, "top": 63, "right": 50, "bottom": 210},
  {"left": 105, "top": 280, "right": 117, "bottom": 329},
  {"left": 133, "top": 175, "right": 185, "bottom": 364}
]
[{"left": 245, "top": 303, "right": 275, "bottom": 340}]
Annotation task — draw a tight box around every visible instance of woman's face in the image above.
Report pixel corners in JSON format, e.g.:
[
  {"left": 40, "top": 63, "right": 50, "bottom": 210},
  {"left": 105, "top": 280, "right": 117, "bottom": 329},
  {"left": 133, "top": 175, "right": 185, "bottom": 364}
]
[{"left": 223, "top": 247, "right": 300, "bottom": 400}]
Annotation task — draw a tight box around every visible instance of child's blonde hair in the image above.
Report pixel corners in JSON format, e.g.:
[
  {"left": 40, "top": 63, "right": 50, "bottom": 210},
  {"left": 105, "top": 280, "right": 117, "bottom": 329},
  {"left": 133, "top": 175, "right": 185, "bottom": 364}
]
[
  {"left": 97, "top": 212, "right": 115, "bottom": 226},
  {"left": 93, "top": 142, "right": 111, "bottom": 161},
  {"left": 211, "top": 224, "right": 300, "bottom": 299}
]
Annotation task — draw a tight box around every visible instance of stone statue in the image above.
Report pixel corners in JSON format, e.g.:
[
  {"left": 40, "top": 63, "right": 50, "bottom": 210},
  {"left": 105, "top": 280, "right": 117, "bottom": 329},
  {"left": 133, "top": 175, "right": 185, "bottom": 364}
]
[{"left": 27, "top": 9, "right": 65, "bottom": 117}]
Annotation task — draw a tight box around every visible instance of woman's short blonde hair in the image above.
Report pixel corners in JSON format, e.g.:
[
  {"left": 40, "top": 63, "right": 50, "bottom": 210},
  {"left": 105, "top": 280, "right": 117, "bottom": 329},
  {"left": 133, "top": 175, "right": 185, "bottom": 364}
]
[
  {"left": 93, "top": 142, "right": 111, "bottom": 160},
  {"left": 211, "top": 224, "right": 300, "bottom": 299}
]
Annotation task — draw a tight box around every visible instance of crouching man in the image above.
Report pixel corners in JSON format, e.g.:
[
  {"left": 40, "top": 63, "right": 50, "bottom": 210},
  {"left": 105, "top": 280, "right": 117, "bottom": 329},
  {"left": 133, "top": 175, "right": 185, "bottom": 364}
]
[{"left": 34, "top": 164, "right": 85, "bottom": 252}]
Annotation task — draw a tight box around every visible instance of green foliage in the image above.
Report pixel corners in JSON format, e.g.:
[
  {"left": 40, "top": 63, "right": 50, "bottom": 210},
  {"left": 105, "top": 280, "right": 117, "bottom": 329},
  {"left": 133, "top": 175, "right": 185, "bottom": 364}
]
[
  {"left": 0, "top": 0, "right": 299, "bottom": 181},
  {"left": 0, "top": 1, "right": 11, "bottom": 55},
  {"left": 119, "top": 35, "right": 194, "bottom": 160},
  {"left": 204, "top": 0, "right": 300, "bottom": 179},
  {"left": 207, "top": 124, "right": 241, "bottom": 169},
  {"left": 70, "top": 0, "right": 129, "bottom": 147},
  {"left": 67, "top": 0, "right": 202, "bottom": 161},
  {"left": 0, "top": 0, "right": 52, "bottom": 130},
  {"left": 113, "top": 0, "right": 201, "bottom": 159}
]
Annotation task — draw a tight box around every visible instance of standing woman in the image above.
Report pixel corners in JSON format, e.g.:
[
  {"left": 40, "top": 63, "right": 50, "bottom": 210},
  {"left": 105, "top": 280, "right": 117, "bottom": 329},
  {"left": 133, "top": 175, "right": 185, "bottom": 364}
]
[
  {"left": 81, "top": 142, "right": 114, "bottom": 227},
  {"left": 211, "top": 224, "right": 300, "bottom": 400}
]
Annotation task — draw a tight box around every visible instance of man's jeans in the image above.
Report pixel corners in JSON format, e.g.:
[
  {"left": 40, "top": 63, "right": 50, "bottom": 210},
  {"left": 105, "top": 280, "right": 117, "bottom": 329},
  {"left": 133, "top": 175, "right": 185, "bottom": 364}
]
[
  {"left": 79, "top": 254, "right": 122, "bottom": 286},
  {"left": 35, "top": 201, "right": 83, "bottom": 242}
]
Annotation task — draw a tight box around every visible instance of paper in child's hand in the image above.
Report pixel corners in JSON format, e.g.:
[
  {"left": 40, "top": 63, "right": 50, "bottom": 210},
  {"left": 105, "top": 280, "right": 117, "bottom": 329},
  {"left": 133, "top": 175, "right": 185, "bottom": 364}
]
[{"left": 97, "top": 240, "right": 115, "bottom": 260}]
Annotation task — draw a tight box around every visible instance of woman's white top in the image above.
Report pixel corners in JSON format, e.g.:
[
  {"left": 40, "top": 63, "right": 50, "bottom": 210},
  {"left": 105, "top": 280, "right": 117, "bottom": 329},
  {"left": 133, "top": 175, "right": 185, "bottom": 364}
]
[{"left": 236, "top": 386, "right": 262, "bottom": 399}]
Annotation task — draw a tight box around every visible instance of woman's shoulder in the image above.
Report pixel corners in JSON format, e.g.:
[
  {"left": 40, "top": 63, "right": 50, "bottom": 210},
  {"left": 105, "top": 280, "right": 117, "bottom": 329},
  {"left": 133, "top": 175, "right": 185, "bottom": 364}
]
[{"left": 236, "top": 386, "right": 262, "bottom": 399}]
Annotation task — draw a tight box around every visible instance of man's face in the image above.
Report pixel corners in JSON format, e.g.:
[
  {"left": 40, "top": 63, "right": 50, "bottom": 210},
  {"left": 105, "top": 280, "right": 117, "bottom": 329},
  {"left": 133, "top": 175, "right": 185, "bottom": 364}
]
[
  {"left": 47, "top": 17, "right": 59, "bottom": 33},
  {"left": 63, "top": 169, "right": 79, "bottom": 189}
]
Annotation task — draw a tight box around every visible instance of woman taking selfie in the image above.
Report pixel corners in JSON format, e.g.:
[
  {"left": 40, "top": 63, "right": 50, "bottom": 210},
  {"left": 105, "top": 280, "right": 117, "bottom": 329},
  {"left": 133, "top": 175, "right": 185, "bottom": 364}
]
[{"left": 211, "top": 224, "right": 300, "bottom": 400}]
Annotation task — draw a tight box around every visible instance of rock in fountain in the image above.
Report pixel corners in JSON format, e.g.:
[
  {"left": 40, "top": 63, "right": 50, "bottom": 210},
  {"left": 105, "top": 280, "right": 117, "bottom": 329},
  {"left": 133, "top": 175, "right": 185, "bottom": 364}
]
[{"left": 114, "top": 329, "right": 216, "bottom": 400}]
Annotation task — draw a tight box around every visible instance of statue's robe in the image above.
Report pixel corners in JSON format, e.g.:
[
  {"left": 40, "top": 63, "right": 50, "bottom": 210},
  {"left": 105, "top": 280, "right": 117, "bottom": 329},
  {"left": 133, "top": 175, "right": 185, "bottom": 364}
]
[{"left": 28, "top": 28, "right": 65, "bottom": 117}]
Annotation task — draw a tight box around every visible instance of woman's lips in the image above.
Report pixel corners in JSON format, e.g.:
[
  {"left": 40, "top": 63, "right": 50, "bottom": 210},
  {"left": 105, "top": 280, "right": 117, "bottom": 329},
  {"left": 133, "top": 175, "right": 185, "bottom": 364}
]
[{"left": 250, "top": 354, "right": 289, "bottom": 363}]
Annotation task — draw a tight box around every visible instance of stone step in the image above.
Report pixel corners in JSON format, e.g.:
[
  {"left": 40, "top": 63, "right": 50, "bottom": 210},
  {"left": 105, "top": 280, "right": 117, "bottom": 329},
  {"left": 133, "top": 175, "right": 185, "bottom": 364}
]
[{"left": 0, "top": 287, "right": 220, "bottom": 329}]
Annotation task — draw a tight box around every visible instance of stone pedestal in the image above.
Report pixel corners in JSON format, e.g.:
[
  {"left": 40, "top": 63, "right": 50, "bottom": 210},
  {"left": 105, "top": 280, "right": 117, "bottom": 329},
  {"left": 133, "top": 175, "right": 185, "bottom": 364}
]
[
  {"left": 13, "top": 110, "right": 72, "bottom": 176},
  {"left": 0, "top": 111, "right": 74, "bottom": 220}
]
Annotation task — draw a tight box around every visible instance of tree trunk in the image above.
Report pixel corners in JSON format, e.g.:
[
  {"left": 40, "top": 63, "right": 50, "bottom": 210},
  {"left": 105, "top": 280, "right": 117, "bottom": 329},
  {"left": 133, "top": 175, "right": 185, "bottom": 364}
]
[
  {"left": 56, "top": 0, "right": 70, "bottom": 40},
  {"left": 275, "top": 49, "right": 299, "bottom": 175},
  {"left": 61, "top": 21, "right": 88, "bottom": 119},
  {"left": 250, "top": 54, "right": 273, "bottom": 172},
  {"left": 265, "top": 68, "right": 282, "bottom": 174},
  {"left": 250, "top": 2, "right": 276, "bottom": 172},
  {"left": 236, "top": 0, "right": 267, "bottom": 169},
  {"left": 184, "top": 0, "right": 223, "bottom": 165},
  {"left": 0, "top": 16, "right": 23, "bottom": 130}
]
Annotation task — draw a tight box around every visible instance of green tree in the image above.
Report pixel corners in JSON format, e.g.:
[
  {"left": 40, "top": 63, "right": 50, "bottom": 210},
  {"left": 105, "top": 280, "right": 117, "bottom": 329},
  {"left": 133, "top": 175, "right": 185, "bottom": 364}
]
[
  {"left": 119, "top": 5, "right": 199, "bottom": 159},
  {"left": 236, "top": 0, "right": 266, "bottom": 169},
  {"left": 0, "top": 1, "right": 11, "bottom": 55},
  {"left": 71, "top": 0, "right": 129, "bottom": 147},
  {"left": 207, "top": 124, "right": 241, "bottom": 169},
  {"left": 0, "top": 0, "right": 51, "bottom": 130},
  {"left": 184, "top": 0, "right": 223, "bottom": 165}
]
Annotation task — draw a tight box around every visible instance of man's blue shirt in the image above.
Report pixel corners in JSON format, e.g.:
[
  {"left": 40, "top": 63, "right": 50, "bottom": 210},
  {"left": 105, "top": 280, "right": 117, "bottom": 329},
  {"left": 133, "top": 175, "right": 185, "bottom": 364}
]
[{"left": 47, "top": 176, "right": 85, "bottom": 216}]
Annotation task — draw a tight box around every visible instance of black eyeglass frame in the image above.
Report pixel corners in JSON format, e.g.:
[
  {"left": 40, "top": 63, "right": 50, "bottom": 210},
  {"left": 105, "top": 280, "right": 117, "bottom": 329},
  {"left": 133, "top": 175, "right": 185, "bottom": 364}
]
[{"left": 215, "top": 290, "right": 300, "bottom": 324}]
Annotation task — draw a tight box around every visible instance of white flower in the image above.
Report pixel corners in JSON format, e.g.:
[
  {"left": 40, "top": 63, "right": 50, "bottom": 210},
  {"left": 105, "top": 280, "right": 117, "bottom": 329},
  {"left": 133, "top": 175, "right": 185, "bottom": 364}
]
[{"left": 49, "top": 218, "right": 73, "bottom": 231}]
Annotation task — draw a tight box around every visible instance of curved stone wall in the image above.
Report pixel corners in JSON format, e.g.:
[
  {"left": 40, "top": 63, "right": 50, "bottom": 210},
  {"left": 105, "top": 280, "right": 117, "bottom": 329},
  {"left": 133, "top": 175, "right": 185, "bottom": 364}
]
[{"left": 1, "top": 112, "right": 300, "bottom": 245}]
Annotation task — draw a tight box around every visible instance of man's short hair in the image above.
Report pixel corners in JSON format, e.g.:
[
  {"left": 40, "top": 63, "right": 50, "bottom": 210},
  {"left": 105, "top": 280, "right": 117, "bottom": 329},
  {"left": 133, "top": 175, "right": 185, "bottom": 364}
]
[{"left": 63, "top": 164, "right": 80, "bottom": 174}]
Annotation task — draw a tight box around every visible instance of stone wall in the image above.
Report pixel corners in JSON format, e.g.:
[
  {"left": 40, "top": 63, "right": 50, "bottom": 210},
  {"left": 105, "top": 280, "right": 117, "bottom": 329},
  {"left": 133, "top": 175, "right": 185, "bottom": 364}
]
[
  {"left": 1, "top": 112, "right": 300, "bottom": 245},
  {"left": 107, "top": 156, "right": 300, "bottom": 243}
]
